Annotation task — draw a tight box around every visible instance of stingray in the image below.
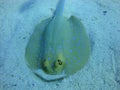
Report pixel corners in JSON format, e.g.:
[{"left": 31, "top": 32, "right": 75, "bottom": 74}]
[{"left": 25, "top": 0, "right": 90, "bottom": 81}]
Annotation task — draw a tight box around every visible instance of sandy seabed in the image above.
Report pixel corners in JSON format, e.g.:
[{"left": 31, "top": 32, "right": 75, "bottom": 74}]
[{"left": 0, "top": 0, "right": 120, "bottom": 90}]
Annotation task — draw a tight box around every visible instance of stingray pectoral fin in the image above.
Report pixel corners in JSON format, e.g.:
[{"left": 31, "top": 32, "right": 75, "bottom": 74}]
[
  {"left": 64, "top": 16, "right": 90, "bottom": 75},
  {"left": 34, "top": 69, "right": 66, "bottom": 81},
  {"left": 25, "top": 18, "right": 51, "bottom": 70}
]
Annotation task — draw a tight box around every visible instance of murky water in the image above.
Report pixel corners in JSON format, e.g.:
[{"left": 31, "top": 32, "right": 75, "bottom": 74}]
[{"left": 0, "top": 0, "right": 120, "bottom": 90}]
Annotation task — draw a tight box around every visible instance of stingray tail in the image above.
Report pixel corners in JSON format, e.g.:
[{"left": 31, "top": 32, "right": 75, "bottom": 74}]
[{"left": 54, "top": 0, "right": 65, "bottom": 18}]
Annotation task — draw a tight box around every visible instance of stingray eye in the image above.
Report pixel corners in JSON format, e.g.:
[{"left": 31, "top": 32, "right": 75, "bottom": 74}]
[{"left": 58, "top": 59, "right": 62, "bottom": 65}]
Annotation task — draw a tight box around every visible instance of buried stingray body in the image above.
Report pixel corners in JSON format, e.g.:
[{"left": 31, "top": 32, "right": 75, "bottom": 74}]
[{"left": 25, "top": 0, "right": 90, "bottom": 80}]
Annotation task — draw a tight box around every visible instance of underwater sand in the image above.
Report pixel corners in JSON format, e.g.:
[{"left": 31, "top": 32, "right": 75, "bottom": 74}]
[{"left": 0, "top": 0, "right": 120, "bottom": 90}]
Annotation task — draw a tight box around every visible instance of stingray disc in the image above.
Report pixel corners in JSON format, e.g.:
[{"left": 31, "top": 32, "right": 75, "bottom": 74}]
[{"left": 25, "top": 16, "right": 90, "bottom": 80}]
